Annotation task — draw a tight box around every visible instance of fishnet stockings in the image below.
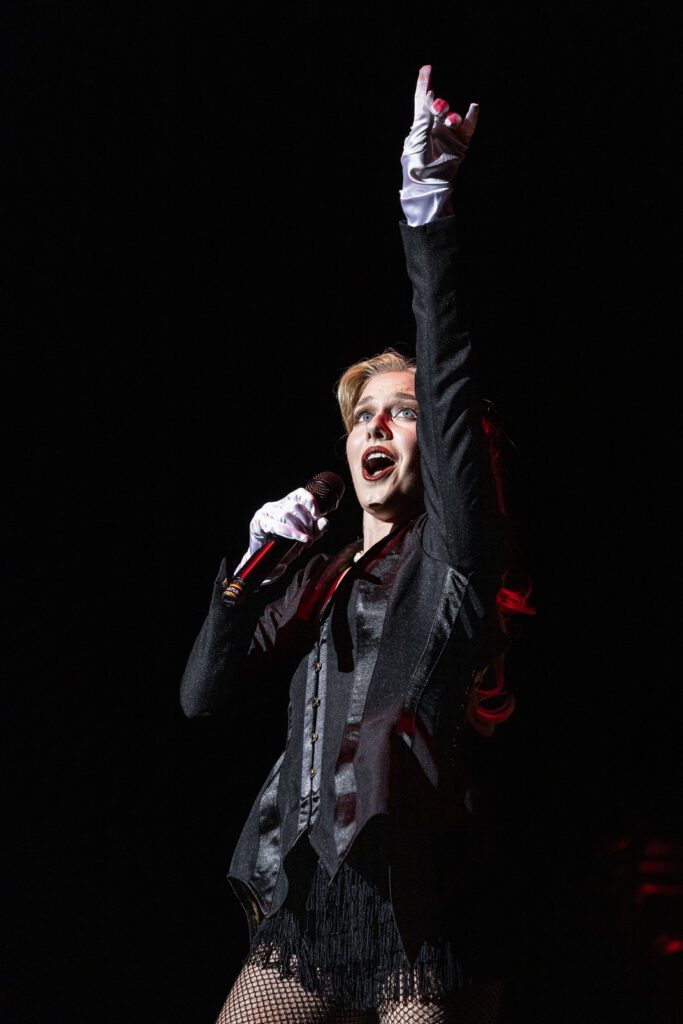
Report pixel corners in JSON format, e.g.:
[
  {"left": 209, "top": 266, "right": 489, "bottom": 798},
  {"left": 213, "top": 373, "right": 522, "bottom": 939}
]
[
  {"left": 214, "top": 962, "right": 503, "bottom": 1023},
  {"left": 376, "top": 979, "right": 504, "bottom": 1022},
  {"left": 215, "top": 962, "right": 370, "bottom": 1022}
]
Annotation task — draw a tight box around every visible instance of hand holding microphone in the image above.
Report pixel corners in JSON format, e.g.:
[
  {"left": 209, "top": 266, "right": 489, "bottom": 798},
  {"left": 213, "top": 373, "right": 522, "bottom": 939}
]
[
  {"left": 223, "top": 471, "right": 345, "bottom": 606},
  {"left": 237, "top": 489, "right": 329, "bottom": 581}
]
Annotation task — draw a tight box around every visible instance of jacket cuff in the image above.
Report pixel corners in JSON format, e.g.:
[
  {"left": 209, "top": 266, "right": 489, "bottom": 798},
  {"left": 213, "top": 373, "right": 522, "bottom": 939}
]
[
  {"left": 214, "top": 556, "right": 228, "bottom": 588},
  {"left": 399, "top": 214, "right": 457, "bottom": 236}
]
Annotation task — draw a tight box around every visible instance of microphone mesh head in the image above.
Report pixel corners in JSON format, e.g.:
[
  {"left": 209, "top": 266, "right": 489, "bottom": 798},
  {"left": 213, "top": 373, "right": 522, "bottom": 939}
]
[{"left": 304, "top": 471, "right": 345, "bottom": 516}]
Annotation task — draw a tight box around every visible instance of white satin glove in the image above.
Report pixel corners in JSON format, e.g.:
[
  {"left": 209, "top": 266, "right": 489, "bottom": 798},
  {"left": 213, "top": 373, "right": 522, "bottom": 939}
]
[
  {"left": 400, "top": 64, "right": 479, "bottom": 227},
  {"left": 233, "top": 487, "right": 329, "bottom": 585}
]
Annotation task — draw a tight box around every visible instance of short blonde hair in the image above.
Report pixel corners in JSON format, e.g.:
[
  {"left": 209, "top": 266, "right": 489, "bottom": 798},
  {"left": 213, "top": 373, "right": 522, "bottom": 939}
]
[{"left": 336, "top": 348, "right": 416, "bottom": 433}]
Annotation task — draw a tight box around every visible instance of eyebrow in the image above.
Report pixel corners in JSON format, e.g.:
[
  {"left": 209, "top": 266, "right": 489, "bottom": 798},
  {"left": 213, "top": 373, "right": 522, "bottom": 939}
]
[{"left": 353, "top": 391, "right": 417, "bottom": 410}]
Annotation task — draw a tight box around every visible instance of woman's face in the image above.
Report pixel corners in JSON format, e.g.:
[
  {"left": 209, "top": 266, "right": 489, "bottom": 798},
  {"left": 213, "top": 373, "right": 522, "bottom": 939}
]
[{"left": 345, "top": 370, "right": 423, "bottom": 524}]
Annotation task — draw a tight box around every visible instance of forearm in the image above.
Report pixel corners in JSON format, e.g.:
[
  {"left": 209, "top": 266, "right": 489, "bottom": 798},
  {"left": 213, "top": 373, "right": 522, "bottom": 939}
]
[
  {"left": 179, "top": 561, "right": 267, "bottom": 719},
  {"left": 399, "top": 216, "right": 503, "bottom": 584},
  {"left": 180, "top": 553, "right": 324, "bottom": 719}
]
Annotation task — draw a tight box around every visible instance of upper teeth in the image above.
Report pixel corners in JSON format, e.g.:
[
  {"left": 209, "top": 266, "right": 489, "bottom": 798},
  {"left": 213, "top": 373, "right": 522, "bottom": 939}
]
[{"left": 367, "top": 452, "right": 389, "bottom": 462}]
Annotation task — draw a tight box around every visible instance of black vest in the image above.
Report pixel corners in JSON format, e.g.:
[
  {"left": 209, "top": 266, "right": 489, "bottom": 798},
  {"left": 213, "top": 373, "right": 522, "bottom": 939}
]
[{"left": 223, "top": 514, "right": 504, "bottom": 957}]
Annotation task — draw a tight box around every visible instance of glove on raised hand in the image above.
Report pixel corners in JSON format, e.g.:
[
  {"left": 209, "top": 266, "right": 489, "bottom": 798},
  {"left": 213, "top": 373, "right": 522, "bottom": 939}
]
[
  {"left": 233, "top": 487, "right": 329, "bottom": 585},
  {"left": 400, "top": 64, "right": 479, "bottom": 227}
]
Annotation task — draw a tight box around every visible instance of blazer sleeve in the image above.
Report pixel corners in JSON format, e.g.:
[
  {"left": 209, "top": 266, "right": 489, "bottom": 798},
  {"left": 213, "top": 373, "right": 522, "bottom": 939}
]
[
  {"left": 399, "top": 215, "right": 504, "bottom": 600},
  {"left": 179, "top": 555, "right": 322, "bottom": 719}
]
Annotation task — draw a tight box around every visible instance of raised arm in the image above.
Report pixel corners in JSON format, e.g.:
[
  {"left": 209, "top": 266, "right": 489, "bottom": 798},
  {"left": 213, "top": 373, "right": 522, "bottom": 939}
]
[{"left": 399, "top": 67, "right": 503, "bottom": 588}]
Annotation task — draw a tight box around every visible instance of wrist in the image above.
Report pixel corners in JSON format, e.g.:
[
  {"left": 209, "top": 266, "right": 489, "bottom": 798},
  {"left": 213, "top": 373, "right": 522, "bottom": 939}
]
[{"left": 399, "top": 184, "right": 453, "bottom": 227}]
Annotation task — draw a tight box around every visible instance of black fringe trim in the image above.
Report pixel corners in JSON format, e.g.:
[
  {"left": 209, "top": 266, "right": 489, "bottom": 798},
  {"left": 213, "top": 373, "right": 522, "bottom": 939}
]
[{"left": 243, "top": 855, "right": 471, "bottom": 1010}]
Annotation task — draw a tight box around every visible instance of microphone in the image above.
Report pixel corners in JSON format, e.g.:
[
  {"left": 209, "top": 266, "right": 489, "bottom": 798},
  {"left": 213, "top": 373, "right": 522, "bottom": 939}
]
[{"left": 221, "top": 471, "right": 346, "bottom": 607}]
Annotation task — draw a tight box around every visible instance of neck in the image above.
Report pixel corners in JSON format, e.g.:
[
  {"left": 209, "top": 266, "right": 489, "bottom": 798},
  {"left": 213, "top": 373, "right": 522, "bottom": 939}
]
[{"left": 360, "top": 511, "right": 407, "bottom": 556}]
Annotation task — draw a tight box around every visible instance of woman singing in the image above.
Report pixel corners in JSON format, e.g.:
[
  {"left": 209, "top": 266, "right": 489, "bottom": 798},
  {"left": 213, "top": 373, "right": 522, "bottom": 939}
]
[{"left": 181, "top": 65, "right": 524, "bottom": 1024}]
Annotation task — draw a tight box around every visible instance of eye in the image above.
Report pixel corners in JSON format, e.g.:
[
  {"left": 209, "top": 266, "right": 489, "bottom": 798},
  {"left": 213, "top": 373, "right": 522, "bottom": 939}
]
[
  {"left": 353, "top": 409, "right": 372, "bottom": 423},
  {"left": 394, "top": 406, "right": 418, "bottom": 419}
]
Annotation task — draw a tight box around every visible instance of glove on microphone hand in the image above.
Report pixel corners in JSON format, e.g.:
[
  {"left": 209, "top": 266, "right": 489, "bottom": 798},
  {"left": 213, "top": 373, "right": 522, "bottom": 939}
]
[
  {"left": 234, "top": 487, "right": 329, "bottom": 584},
  {"left": 400, "top": 64, "right": 479, "bottom": 227}
]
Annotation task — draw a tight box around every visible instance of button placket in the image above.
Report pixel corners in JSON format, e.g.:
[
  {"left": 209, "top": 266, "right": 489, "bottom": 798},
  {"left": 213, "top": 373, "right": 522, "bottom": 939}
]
[
  {"left": 300, "top": 564, "right": 352, "bottom": 836},
  {"left": 306, "top": 622, "right": 326, "bottom": 824}
]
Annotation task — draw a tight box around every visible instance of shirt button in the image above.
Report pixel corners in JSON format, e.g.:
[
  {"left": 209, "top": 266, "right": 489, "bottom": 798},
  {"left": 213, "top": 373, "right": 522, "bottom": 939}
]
[
  {"left": 312, "top": 696, "right": 321, "bottom": 707},
  {"left": 310, "top": 767, "right": 317, "bottom": 778},
  {"left": 311, "top": 732, "right": 318, "bottom": 742},
  {"left": 314, "top": 661, "right": 322, "bottom": 672}
]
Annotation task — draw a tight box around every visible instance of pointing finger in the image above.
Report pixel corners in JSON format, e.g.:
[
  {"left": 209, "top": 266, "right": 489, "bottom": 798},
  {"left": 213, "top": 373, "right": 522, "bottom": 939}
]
[{"left": 413, "top": 64, "right": 432, "bottom": 120}]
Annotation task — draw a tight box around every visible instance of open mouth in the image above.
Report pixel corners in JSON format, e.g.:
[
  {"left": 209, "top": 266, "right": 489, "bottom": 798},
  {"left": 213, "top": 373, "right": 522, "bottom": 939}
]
[{"left": 362, "top": 447, "right": 396, "bottom": 481}]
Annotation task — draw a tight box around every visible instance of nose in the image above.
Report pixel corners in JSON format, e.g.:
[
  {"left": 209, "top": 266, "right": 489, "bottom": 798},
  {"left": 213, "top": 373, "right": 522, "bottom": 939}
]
[{"left": 366, "top": 412, "right": 393, "bottom": 440}]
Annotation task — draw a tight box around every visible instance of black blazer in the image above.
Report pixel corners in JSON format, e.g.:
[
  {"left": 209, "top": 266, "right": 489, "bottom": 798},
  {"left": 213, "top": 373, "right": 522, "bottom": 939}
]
[{"left": 180, "top": 216, "right": 505, "bottom": 960}]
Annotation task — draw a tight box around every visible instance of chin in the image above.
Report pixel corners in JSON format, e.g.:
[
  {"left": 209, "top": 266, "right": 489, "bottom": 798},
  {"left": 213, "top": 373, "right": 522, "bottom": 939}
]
[
  {"left": 365, "top": 492, "right": 422, "bottom": 523},
  {"left": 365, "top": 503, "right": 398, "bottom": 522}
]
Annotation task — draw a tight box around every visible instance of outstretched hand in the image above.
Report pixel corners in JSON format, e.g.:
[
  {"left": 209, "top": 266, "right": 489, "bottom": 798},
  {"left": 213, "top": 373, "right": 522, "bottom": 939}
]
[{"left": 400, "top": 65, "right": 479, "bottom": 226}]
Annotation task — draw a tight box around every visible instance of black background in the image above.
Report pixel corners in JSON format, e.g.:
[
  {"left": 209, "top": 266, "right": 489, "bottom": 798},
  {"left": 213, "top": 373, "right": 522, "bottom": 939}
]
[{"left": 5, "top": 2, "right": 681, "bottom": 1022}]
